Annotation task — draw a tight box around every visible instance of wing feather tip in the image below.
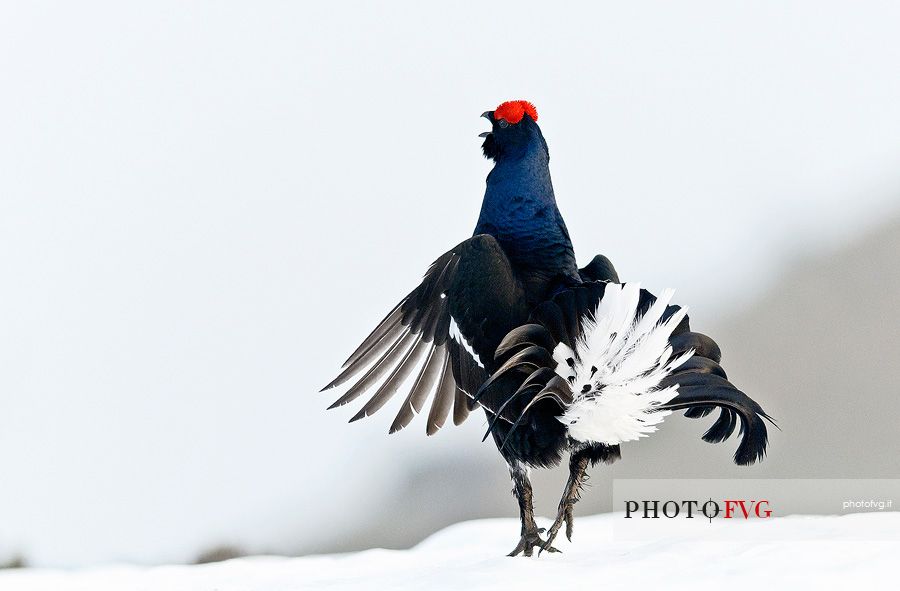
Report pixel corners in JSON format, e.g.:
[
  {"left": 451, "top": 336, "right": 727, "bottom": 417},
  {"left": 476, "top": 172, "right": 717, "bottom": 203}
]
[
  {"left": 320, "top": 379, "right": 340, "bottom": 392},
  {"left": 388, "top": 415, "right": 411, "bottom": 434}
]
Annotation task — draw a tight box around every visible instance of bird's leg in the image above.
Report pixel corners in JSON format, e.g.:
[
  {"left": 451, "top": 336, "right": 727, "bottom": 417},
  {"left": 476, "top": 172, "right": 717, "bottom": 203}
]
[
  {"left": 542, "top": 449, "right": 590, "bottom": 552},
  {"left": 507, "top": 463, "right": 558, "bottom": 557}
]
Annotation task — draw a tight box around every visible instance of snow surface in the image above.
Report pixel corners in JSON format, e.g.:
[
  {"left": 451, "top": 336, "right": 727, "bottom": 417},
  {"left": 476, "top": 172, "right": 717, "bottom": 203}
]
[{"left": 3, "top": 513, "right": 898, "bottom": 590}]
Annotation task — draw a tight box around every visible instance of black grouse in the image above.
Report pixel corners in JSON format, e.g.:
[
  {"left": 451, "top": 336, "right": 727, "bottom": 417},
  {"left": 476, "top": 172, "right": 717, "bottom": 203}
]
[{"left": 322, "top": 100, "right": 774, "bottom": 556}]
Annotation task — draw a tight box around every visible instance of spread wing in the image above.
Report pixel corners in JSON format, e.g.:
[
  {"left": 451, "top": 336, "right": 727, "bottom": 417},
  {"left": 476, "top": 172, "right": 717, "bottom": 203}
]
[{"left": 321, "top": 234, "right": 528, "bottom": 434}]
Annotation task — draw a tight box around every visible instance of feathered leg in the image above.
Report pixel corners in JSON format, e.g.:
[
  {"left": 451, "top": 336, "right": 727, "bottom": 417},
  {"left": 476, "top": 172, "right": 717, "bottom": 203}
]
[
  {"left": 507, "top": 463, "right": 559, "bottom": 557},
  {"left": 542, "top": 448, "right": 591, "bottom": 552}
]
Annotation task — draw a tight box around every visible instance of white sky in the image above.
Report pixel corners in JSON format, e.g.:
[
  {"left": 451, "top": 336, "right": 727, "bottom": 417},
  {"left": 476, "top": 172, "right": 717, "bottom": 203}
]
[{"left": 2, "top": 0, "right": 900, "bottom": 567}]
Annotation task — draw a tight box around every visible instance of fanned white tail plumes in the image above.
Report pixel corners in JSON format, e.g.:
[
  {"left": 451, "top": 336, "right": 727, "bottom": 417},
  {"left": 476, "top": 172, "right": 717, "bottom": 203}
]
[{"left": 554, "top": 283, "right": 694, "bottom": 445}]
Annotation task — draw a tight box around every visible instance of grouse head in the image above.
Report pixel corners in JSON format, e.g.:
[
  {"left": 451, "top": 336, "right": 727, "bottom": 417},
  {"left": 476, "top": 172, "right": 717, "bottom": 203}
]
[{"left": 480, "top": 100, "right": 546, "bottom": 162}]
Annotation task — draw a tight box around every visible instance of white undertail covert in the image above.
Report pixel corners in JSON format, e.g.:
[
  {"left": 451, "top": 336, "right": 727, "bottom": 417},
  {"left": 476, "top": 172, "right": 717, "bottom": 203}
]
[{"left": 553, "top": 283, "right": 694, "bottom": 445}]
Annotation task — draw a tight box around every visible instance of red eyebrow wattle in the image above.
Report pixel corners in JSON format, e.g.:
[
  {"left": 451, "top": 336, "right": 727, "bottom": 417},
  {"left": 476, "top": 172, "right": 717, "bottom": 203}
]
[{"left": 494, "top": 100, "right": 538, "bottom": 124}]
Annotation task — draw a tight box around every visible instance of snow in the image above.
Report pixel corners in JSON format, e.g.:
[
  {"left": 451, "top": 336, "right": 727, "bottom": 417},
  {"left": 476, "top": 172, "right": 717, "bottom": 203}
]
[{"left": 3, "top": 513, "right": 897, "bottom": 590}]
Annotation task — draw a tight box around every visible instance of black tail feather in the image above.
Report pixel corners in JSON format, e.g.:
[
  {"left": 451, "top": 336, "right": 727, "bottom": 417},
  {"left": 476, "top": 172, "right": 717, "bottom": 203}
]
[{"left": 660, "top": 371, "right": 773, "bottom": 465}]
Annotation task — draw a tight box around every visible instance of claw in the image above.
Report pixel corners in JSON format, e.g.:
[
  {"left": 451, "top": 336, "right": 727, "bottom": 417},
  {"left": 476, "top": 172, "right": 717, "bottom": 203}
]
[
  {"left": 538, "top": 543, "right": 561, "bottom": 555},
  {"left": 508, "top": 529, "right": 555, "bottom": 557},
  {"left": 542, "top": 503, "right": 575, "bottom": 552}
]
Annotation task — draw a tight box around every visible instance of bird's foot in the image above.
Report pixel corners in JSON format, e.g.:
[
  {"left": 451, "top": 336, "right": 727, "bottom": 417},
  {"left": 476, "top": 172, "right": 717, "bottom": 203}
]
[
  {"left": 508, "top": 527, "right": 559, "bottom": 557},
  {"left": 541, "top": 503, "right": 574, "bottom": 553}
]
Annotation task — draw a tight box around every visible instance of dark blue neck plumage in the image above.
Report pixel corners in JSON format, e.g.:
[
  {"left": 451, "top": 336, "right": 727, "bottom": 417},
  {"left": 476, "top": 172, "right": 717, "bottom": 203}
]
[{"left": 474, "top": 129, "right": 578, "bottom": 282}]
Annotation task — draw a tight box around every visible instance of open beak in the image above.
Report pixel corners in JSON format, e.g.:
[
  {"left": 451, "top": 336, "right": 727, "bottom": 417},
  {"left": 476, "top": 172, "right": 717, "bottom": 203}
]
[{"left": 479, "top": 111, "right": 494, "bottom": 137}]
